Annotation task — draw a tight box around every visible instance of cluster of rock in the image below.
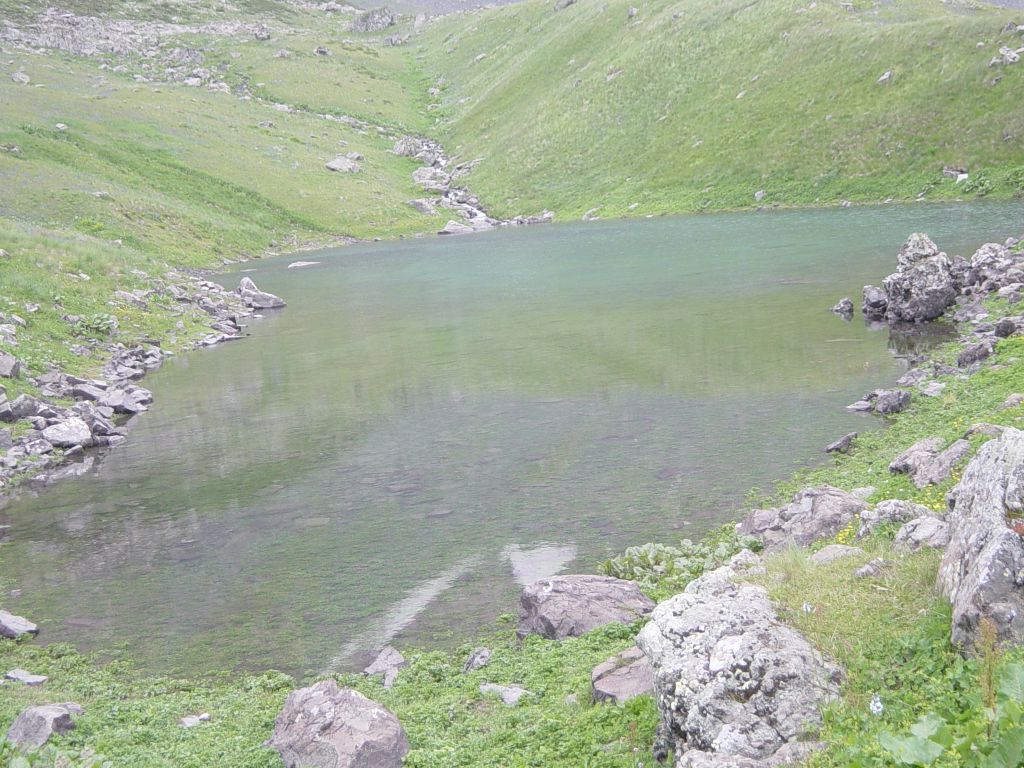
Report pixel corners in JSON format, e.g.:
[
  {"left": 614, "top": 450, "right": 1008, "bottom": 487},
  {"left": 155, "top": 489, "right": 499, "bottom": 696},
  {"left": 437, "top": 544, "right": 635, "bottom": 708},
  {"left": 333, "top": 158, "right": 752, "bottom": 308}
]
[
  {"left": 394, "top": 135, "right": 554, "bottom": 234},
  {"left": 0, "top": 273, "right": 283, "bottom": 491},
  {"left": 859, "top": 233, "right": 1023, "bottom": 326},
  {"left": 349, "top": 7, "right": 397, "bottom": 33}
]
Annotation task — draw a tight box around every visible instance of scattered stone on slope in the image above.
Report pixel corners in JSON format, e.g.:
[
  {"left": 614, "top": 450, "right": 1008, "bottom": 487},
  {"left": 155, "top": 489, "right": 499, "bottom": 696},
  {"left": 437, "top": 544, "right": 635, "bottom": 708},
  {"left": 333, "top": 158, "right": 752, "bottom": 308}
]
[
  {"left": 958, "top": 339, "right": 995, "bottom": 368},
  {"left": 180, "top": 713, "right": 211, "bottom": 728},
  {"left": 857, "top": 499, "right": 935, "bottom": 538},
  {"left": 325, "top": 156, "right": 360, "bottom": 173},
  {"left": 350, "top": 7, "right": 397, "bottom": 32},
  {"left": 1003, "top": 393, "right": 1024, "bottom": 410},
  {"left": 516, "top": 574, "right": 655, "bottom": 640},
  {"left": 479, "top": 683, "right": 531, "bottom": 707},
  {"left": 0, "top": 610, "right": 38, "bottom": 639},
  {"left": 890, "top": 437, "right": 971, "bottom": 489},
  {"left": 364, "top": 646, "right": 407, "bottom": 689},
  {"left": 5, "top": 703, "right": 83, "bottom": 748},
  {"left": 591, "top": 646, "right": 654, "bottom": 704},
  {"left": 874, "top": 388, "right": 911, "bottom": 414},
  {"left": 809, "top": 544, "right": 865, "bottom": 566},
  {"left": 0, "top": 353, "right": 23, "bottom": 379},
  {"left": 637, "top": 555, "right": 841, "bottom": 766},
  {"left": 855, "top": 557, "right": 895, "bottom": 579},
  {"left": 737, "top": 486, "right": 867, "bottom": 553},
  {"left": 938, "top": 428, "right": 1024, "bottom": 649},
  {"left": 4, "top": 669, "right": 48, "bottom": 686},
  {"left": 894, "top": 516, "right": 951, "bottom": 552},
  {"left": 825, "top": 432, "right": 857, "bottom": 454},
  {"left": 268, "top": 680, "right": 409, "bottom": 768},
  {"left": 462, "top": 647, "right": 492, "bottom": 673},
  {"left": 236, "top": 277, "right": 285, "bottom": 309}
]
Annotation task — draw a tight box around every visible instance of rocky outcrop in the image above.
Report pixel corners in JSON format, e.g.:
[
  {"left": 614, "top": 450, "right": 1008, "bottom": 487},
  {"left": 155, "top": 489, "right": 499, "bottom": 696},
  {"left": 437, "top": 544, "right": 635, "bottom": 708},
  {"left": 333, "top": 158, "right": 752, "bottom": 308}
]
[
  {"left": 0, "top": 609, "right": 38, "bottom": 639},
  {"left": 0, "top": 353, "right": 22, "bottom": 379},
  {"left": 857, "top": 499, "right": 935, "bottom": 538},
  {"left": 5, "top": 703, "right": 83, "bottom": 748},
  {"left": 938, "top": 428, "right": 1024, "bottom": 650},
  {"left": 894, "top": 516, "right": 950, "bottom": 551},
  {"left": 873, "top": 389, "right": 911, "bottom": 415},
  {"left": 516, "top": 574, "right": 655, "bottom": 640},
  {"left": 889, "top": 437, "right": 971, "bottom": 489},
  {"left": 591, "top": 647, "right": 654, "bottom": 704},
  {"left": 737, "top": 486, "right": 867, "bottom": 553},
  {"left": 637, "top": 555, "right": 841, "bottom": 766},
  {"left": 268, "top": 681, "right": 409, "bottom": 768},
  {"left": 349, "top": 7, "right": 397, "bottom": 32},
  {"left": 881, "top": 234, "right": 959, "bottom": 323},
  {"left": 236, "top": 277, "right": 286, "bottom": 310}
]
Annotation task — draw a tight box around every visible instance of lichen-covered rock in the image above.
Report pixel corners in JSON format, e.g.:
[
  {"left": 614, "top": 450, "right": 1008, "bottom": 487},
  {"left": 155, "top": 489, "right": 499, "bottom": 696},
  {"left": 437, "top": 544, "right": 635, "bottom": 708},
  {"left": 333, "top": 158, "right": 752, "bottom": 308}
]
[
  {"left": 938, "top": 428, "right": 1024, "bottom": 650},
  {"left": 236, "top": 277, "right": 285, "bottom": 310},
  {"left": 268, "top": 681, "right": 408, "bottom": 768},
  {"left": 591, "top": 646, "right": 654, "bottom": 704},
  {"left": 857, "top": 499, "right": 935, "bottom": 538},
  {"left": 516, "top": 574, "right": 654, "bottom": 640},
  {"left": 637, "top": 559, "right": 841, "bottom": 765},
  {"left": 894, "top": 517, "right": 951, "bottom": 552},
  {"left": 41, "top": 417, "right": 93, "bottom": 449},
  {"left": 5, "top": 703, "right": 83, "bottom": 748},
  {"left": 862, "top": 285, "right": 888, "bottom": 320},
  {"left": 737, "top": 486, "right": 867, "bottom": 553},
  {"left": 882, "top": 234, "right": 958, "bottom": 323},
  {"left": 889, "top": 437, "right": 971, "bottom": 489}
]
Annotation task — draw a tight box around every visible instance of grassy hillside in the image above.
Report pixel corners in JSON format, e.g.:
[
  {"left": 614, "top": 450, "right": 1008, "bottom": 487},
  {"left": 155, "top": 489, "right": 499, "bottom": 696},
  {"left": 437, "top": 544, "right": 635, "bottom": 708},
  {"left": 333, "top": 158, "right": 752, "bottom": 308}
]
[{"left": 414, "top": 0, "right": 1024, "bottom": 217}]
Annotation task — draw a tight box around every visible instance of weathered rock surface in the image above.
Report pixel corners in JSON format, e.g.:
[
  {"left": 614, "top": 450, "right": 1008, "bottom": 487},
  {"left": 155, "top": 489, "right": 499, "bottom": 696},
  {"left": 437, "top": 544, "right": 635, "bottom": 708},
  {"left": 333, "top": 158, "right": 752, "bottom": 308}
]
[
  {"left": 862, "top": 285, "right": 888, "bottom": 320},
  {"left": 894, "top": 516, "right": 951, "bottom": 551},
  {"left": 857, "top": 499, "right": 935, "bottom": 538},
  {"left": 809, "top": 544, "right": 864, "bottom": 566},
  {"left": 4, "top": 668, "right": 48, "bottom": 685},
  {"left": 325, "top": 156, "right": 361, "bottom": 173},
  {"left": 825, "top": 432, "right": 857, "bottom": 454},
  {"left": 890, "top": 437, "right": 971, "bottom": 489},
  {"left": 462, "top": 647, "right": 492, "bottom": 673},
  {"left": 0, "top": 609, "right": 38, "bottom": 639},
  {"left": 737, "top": 486, "right": 867, "bottom": 553},
  {"left": 350, "top": 7, "right": 397, "bottom": 32},
  {"left": 883, "top": 234, "right": 958, "bottom": 323},
  {"left": 41, "top": 417, "right": 93, "bottom": 449},
  {"left": 958, "top": 339, "right": 995, "bottom": 368},
  {"left": 479, "top": 683, "right": 531, "bottom": 707},
  {"left": 364, "top": 646, "right": 406, "bottom": 689},
  {"left": 236, "top": 277, "right": 285, "bottom": 310},
  {"left": 591, "top": 646, "right": 654, "bottom": 704},
  {"left": 855, "top": 557, "right": 894, "bottom": 579},
  {"left": 0, "top": 353, "right": 23, "bottom": 379},
  {"left": 938, "top": 428, "right": 1024, "bottom": 649},
  {"left": 637, "top": 557, "right": 841, "bottom": 765},
  {"left": 268, "top": 680, "right": 409, "bottom": 768},
  {"left": 516, "top": 574, "right": 654, "bottom": 640},
  {"left": 831, "top": 297, "right": 854, "bottom": 317},
  {"left": 439, "top": 220, "right": 475, "bottom": 235},
  {"left": 5, "top": 703, "right": 83, "bottom": 748},
  {"left": 874, "top": 389, "right": 911, "bottom": 415}
]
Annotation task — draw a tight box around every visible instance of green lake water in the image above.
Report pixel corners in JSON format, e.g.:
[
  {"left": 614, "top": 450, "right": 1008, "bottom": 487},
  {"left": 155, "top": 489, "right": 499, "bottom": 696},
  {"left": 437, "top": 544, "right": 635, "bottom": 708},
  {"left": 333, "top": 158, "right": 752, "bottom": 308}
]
[{"left": 1, "top": 202, "right": 1022, "bottom": 677}]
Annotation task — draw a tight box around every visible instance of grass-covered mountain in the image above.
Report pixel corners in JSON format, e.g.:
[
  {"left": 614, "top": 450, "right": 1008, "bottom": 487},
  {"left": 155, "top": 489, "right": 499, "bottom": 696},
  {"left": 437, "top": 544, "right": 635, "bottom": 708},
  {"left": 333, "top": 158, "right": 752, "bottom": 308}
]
[{"left": 415, "top": 0, "right": 1024, "bottom": 217}]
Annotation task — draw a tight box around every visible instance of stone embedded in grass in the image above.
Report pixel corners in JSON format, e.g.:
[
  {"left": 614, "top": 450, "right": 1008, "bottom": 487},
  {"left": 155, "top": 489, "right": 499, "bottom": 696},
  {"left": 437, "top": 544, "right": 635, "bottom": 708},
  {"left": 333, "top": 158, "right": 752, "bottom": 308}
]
[
  {"left": 894, "top": 517, "right": 950, "bottom": 552},
  {"left": 516, "top": 574, "right": 655, "bottom": 640},
  {"left": 479, "top": 683, "right": 531, "bottom": 707},
  {"left": 268, "top": 681, "right": 408, "bottom": 768},
  {"left": 1002, "top": 393, "right": 1024, "bottom": 410},
  {"left": 179, "top": 713, "right": 210, "bottom": 728},
  {"left": 855, "top": 558, "right": 894, "bottom": 579},
  {"left": 363, "top": 646, "right": 406, "bottom": 689},
  {"left": 5, "top": 703, "right": 82, "bottom": 748},
  {"left": 0, "top": 609, "right": 38, "bottom": 639},
  {"left": 809, "top": 544, "right": 865, "bottom": 566},
  {"left": 958, "top": 339, "right": 995, "bottom": 368},
  {"left": 889, "top": 437, "right": 971, "bottom": 489},
  {"left": 349, "top": 7, "right": 397, "bottom": 33},
  {"left": 325, "top": 156, "right": 360, "bottom": 173},
  {"left": 4, "top": 668, "right": 48, "bottom": 686},
  {"left": 591, "top": 646, "right": 654, "bottom": 704},
  {"left": 857, "top": 499, "right": 935, "bottom": 539},
  {"left": 738, "top": 486, "right": 867, "bottom": 553},
  {"left": 873, "top": 389, "right": 911, "bottom": 415},
  {"left": 825, "top": 432, "right": 857, "bottom": 454},
  {"left": 0, "top": 353, "right": 23, "bottom": 379},
  {"left": 11, "top": 71, "right": 30, "bottom": 85},
  {"left": 462, "top": 647, "right": 492, "bottom": 673}
]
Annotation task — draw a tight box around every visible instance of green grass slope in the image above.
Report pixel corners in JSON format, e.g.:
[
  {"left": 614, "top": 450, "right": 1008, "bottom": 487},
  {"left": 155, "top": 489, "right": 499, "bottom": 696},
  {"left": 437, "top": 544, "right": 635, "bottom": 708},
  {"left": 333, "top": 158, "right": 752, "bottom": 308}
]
[{"left": 415, "top": 0, "right": 1024, "bottom": 218}]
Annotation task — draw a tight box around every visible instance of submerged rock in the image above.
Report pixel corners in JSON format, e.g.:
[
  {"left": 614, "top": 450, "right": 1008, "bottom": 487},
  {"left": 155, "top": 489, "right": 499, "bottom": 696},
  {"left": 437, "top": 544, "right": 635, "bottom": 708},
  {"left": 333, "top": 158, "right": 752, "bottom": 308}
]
[
  {"left": 638, "top": 558, "right": 841, "bottom": 765},
  {"left": 737, "top": 486, "right": 867, "bottom": 553},
  {"left": 268, "top": 680, "right": 408, "bottom": 768},
  {"left": 831, "top": 297, "right": 854, "bottom": 317},
  {"left": 516, "top": 574, "right": 654, "bottom": 640},
  {"left": 591, "top": 647, "right": 654, "bottom": 705},
  {"left": 6, "top": 703, "right": 83, "bottom": 748}
]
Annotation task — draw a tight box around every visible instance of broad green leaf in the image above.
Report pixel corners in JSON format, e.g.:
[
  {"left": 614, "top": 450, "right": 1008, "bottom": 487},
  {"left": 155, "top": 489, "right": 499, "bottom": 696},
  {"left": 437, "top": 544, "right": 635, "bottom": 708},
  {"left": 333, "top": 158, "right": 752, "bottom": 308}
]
[
  {"left": 879, "top": 732, "right": 946, "bottom": 766},
  {"left": 998, "top": 664, "right": 1024, "bottom": 704},
  {"left": 984, "top": 727, "right": 1024, "bottom": 768}
]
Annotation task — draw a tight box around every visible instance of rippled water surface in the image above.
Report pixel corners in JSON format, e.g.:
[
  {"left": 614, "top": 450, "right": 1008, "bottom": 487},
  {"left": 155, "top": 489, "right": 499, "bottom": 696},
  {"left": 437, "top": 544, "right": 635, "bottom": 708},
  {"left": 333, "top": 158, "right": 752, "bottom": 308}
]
[{"left": 2, "top": 202, "right": 1022, "bottom": 676}]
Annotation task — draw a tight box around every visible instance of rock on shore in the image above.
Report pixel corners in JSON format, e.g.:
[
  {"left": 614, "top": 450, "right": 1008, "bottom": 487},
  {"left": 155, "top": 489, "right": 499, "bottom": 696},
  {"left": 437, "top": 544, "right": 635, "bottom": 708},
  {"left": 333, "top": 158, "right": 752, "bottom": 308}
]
[
  {"left": 516, "top": 574, "right": 654, "bottom": 640},
  {"left": 737, "top": 486, "right": 867, "bottom": 553}
]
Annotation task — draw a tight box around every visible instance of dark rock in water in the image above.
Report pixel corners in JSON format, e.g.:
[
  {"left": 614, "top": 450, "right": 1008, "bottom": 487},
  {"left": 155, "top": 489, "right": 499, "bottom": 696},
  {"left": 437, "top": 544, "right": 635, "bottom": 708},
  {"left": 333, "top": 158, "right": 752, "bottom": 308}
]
[
  {"left": 938, "top": 428, "right": 1024, "bottom": 650},
  {"left": 591, "top": 646, "right": 654, "bottom": 704},
  {"left": 350, "top": 7, "right": 397, "bottom": 32},
  {"left": 831, "top": 297, "right": 854, "bottom": 318},
  {"left": 5, "top": 703, "right": 82, "bottom": 748},
  {"left": 862, "top": 285, "right": 888, "bottom": 320},
  {"left": 364, "top": 646, "right": 406, "bottom": 689},
  {"left": 638, "top": 554, "right": 841, "bottom": 767},
  {"left": 268, "top": 680, "right": 409, "bottom": 768},
  {"left": 873, "top": 389, "right": 911, "bottom": 414},
  {"left": 738, "top": 486, "right": 867, "bottom": 553},
  {"left": 883, "top": 238, "right": 958, "bottom": 322},
  {"left": 517, "top": 574, "right": 654, "bottom": 640},
  {"left": 957, "top": 339, "right": 995, "bottom": 368},
  {"left": 0, "top": 610, "right": 38, "bottom": 639},
  {"left": 825, "top": 432, "right": 857, "bottom": 454},
  {"left": 236, "top": 277, "right": 285, "bottom": 310},
  {"left": 462, "top": 647, "right": 492, "bottom": 673}
]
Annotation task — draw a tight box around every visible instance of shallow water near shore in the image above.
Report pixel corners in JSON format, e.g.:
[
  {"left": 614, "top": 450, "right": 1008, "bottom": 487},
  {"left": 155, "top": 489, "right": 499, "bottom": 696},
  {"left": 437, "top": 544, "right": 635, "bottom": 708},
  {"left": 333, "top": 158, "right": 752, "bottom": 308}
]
[{"left": 1, "top": 201, "right": 1022, "bottom": 677}]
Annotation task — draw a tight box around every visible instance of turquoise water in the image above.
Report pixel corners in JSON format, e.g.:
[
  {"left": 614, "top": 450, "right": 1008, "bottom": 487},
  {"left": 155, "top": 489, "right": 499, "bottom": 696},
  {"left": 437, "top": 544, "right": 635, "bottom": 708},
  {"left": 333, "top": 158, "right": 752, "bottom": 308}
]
[{"left": 1, "top": 201, "right": 1021, "bottom": 676}]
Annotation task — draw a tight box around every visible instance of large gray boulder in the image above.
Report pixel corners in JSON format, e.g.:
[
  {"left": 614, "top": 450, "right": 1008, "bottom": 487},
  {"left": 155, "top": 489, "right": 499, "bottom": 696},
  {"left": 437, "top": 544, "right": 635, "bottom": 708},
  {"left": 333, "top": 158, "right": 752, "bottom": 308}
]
[
  {"left": 236, "top": 277, "right": 285, "bottom": 310},
  {"left": 268, "top": 681, "right": 409, "bottom": 768},
  {"left": 890, "top": 437, "right": 972, "bottom": 489},
  {"left": 350, "top": 7, "right": 397, "bottom": 32},
  {"left": 516, "top": 574, "right": 654, "bottom": 640},
  {"left": 938, "top": 428, "right": 1024, "bottom": 650},
  {"left": 737, "top": 486, "right": 867, "bottom": 553},
  {"left": 637, "top": 557, "right": 841, "bottom": 766},
  {"left": 42, "top": 417, "right": 93, "bottom": 449},
  {"left": 591, "top": 646, "right": 654, "bottom": 704},
  {"left": 5, "top": 703, "right": 83, "bottom": 748},
  {"left": 883, "top": 235, "right": 958, "bottom": 323},
  {"left": 0, "top": 609, "right": 38, "bottom": 639}
]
